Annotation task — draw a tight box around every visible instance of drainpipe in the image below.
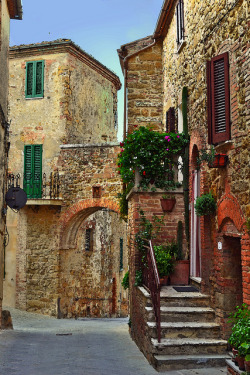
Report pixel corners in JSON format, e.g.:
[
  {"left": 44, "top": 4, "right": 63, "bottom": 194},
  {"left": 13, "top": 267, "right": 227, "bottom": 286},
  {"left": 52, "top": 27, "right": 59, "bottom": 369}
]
[{"left": 121, "top": 38, "right": 158, "bottom": 141}]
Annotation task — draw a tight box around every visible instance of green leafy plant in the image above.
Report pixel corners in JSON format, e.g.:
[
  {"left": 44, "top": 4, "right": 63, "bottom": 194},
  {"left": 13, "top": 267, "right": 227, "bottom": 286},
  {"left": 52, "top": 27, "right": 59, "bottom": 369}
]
[
  {"left": 117, "top": 183, "right": 133, "bottom": 221},
  {"left": 121, "top": 271, "right": 129, "bottom": 290},
  {"left": 153, "top": 245, "right": 175, "bottom": 278},
  {"left": 117, "top": 126, "right": 188, "bottom": 191},
  {"left": 162, "top": 194, "right": 175, "bottom": 200},
  {"left": 197, "top": 146, "right": 215, "bottom": 168},
  {"left": 134, "top": 270, "right": 143, "bottom": 287},
  {"left": 228, "top": 304, "right": 250, "bottom": 352},
  {"left": 194, "top": 192, "right": 216, "bottom": 216}
]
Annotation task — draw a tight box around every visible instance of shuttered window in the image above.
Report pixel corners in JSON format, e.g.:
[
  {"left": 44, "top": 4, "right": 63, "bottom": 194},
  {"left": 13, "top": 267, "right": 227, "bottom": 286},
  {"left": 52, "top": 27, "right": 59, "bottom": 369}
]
[
  {"left": 120, "top": 238, "right": 123, "bottom": 271},
  {"left": 166, "top": 107, "right": 176, "bottom": 132},
  {"left": 85, "top": 228, "right": 93, "bottom": 252},
  {"left": 176, "top": 0, "right": 184, "bottom": 45},
  {"left": 25, "top": 61, "right": 44, "bottom": 98},
  {"left": 207, "top": 52, "right": 230, "bottom": 144},
  {"left": 24, "top": 145, "right": 43, "bottom": 198}
]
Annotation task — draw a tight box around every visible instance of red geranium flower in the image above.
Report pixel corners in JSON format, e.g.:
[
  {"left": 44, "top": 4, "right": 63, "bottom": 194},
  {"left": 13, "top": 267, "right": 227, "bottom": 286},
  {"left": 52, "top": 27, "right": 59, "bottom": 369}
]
[{"left": 143, "top": 171, "right": 146, "bottom": 176}]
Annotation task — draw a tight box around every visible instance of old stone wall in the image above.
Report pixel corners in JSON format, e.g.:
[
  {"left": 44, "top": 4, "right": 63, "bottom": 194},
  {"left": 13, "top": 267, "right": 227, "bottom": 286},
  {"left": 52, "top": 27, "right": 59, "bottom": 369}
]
[
  {"left": 5, "top": 41, "right": 127, "bottom": 318},
  {"left": 0, "top": 0, "right": 11, "bottom": 328},
  {"left": 124, "top": 39, "right": 163, "bottom": 133},
  {"left": 161, "top": 0, "right": 249, "bottom": 335}
]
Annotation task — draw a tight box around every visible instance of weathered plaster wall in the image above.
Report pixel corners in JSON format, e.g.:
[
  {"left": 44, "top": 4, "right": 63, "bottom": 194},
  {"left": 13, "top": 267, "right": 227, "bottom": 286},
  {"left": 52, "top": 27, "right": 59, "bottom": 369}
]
[
  {"left": 5, "top": 43, "right": 126, "bottom": 317},
  {"left": 65, "top": 54, "right": 118, "bottom": 144}
]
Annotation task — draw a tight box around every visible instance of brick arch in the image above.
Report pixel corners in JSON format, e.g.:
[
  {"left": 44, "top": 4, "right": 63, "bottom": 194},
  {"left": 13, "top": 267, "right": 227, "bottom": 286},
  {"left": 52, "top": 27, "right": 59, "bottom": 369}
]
[
  {"left": 59, "top": 198, "right": 120, "bottom": 249},
  {"left": 217, "top": 193, "right": 245, "bottom": 234}
]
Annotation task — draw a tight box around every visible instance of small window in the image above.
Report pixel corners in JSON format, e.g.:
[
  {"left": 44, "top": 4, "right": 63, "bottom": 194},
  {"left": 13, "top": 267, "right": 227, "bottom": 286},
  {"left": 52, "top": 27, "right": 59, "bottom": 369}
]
[
  {"left": 207, "top": 52, "right": 230, "bottom": 144},
  {"left": 85, "top": 228, "right": 93, "bottom": 252},
  {"left": 120, "top": 238, "right": 123, "bottom": 271},
  {"left": 23, "top": 144, "right": 43, "bottom": 198},
  {"left": 92, "top": 186, "right": 101, "bottom": 198},
  {"left": 25, "top": 60, "right": 44, "bottom": 98},
  {"left": 166, "top": 107, "right": 176, "bottom": 132},
  {"left": 176, "top": 0, "right": 184, "bottom": 46}
]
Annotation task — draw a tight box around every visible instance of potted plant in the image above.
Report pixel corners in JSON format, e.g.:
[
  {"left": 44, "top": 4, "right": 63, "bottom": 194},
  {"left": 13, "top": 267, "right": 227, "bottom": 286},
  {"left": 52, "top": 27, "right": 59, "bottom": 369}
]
[
  {"left": 153, "top": 244, "right": 175, "bottom": 285},
  {"left": 160, "top": 194, "right": 176, "bottom": 212},
  {"left": 169, "top": 221, "right": 190, "bottom": 285},
  {"left": 197, "top": 146, "right": 228, "bottom": 168},
  {"left": 195, "top": 192, "right": 216, "bottom": 216},
  {"left": 228, "top": 304, "right": 250, "bottom": 370}
]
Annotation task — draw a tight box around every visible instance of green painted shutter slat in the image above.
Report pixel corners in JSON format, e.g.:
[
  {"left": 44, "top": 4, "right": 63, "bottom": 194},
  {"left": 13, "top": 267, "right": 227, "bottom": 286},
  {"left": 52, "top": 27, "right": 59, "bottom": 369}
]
[{"left": 23, "top": 145, "right": 42, "bottom": 198}]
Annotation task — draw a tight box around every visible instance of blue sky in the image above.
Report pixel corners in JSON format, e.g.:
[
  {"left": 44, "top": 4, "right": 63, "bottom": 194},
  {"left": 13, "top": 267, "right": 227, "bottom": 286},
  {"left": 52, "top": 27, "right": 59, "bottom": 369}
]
[{"left": 10, "top": 0, "right": 163, "bottom": 140}]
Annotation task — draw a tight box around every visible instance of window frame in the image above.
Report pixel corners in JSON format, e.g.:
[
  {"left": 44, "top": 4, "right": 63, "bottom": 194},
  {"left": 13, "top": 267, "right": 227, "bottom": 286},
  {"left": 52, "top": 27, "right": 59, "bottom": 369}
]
[
  {"left": 176, "top": 0, "right": 185, "bottom": 47},
  {"left": 25, "top": 60, "right": 44, "bottom": 99}
]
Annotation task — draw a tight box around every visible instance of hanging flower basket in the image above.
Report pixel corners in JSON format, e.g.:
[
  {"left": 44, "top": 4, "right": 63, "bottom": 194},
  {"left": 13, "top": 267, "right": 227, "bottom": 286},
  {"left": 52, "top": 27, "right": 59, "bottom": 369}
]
[
  {"left": 160, "top": 198, "right": 176, "bottom": 212},
  {"left": 209, "top": 154, "right": 228, "bottom": 168}
]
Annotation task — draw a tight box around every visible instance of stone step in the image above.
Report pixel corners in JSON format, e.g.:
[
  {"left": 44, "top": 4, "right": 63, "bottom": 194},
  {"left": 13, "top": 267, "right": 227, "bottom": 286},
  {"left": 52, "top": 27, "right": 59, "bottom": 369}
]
[
  {"left": 148, "top": 321, "right": 221, "bottom": 339},
  {"left": 159, "top": 293, "right": 210, "bottom": 307},
  {"left": 146, "top": 306, "right": 215, "bottom": 322},
  {"left": 151, "top": 337, "right": 228, "bottom": 355},
  {"left": 153, "top": 354, "right": 230, "bottom": 371}
]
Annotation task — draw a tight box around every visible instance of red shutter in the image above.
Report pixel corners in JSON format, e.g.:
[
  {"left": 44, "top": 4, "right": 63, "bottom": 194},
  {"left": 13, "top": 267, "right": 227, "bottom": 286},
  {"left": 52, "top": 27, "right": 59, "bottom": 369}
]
[
  {"left": 166, "top": 107, "right": 176, "bottom": 132},
  {"left": 211, "top": 52, "right": 230, "bottom": 143}
]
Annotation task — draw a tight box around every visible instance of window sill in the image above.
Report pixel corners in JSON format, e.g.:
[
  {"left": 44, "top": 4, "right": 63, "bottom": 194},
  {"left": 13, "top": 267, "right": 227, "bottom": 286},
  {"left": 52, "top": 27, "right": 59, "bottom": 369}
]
[
  {"left": 25, "top": 96, "right": 44, "bottom": 100},
  {"left": 214, "top": 140, "right": 234, "bottom": 153},
  {"left": 26, "top": 198, "right": 63, "bottom": 206},
  {"left": 176, "top": 39, "right": 186, "bottom": 54}
]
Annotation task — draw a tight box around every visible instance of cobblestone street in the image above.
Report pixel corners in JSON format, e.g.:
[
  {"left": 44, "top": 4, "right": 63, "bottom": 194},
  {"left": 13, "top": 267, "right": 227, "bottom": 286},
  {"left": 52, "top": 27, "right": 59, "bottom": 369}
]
[{"left": 0, "top": 308, "right": 227, "bottom": 375}]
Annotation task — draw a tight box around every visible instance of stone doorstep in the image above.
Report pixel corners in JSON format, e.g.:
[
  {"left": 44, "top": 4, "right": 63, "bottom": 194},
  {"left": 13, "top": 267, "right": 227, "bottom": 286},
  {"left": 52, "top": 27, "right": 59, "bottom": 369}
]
[
  {"left": 226, "top": 359, "right": 246, "bottom": 374},
  {"left": 154, "top": 354, "right": 230, "bottom": 371},
  {"left": 151, "top": 337, "right": 228, "bottom": 355},
  {"left": 148, "top": 321, "right": 220, "bottom": 329}
]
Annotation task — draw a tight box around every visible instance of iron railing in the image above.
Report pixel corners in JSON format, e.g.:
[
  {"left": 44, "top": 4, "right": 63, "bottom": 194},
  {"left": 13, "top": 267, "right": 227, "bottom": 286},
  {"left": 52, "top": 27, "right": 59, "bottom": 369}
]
[
  {"left": 8, "top": 170, "right": 60, "bottom": 199},
  {"left": 142, "top": 239, "right": 161, "bottom": 343}
]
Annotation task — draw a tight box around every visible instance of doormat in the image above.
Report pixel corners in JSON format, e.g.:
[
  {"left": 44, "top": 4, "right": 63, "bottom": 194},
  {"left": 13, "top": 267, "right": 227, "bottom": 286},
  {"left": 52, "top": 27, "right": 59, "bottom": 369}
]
[{"left": 173, "top": 286, "right": 199, "bottom": 292}]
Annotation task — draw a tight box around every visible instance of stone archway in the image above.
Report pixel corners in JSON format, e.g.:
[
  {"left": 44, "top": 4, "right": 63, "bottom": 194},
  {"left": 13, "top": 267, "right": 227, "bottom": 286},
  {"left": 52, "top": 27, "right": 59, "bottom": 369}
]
[{"left": 58, "top": 198, "right": 128, "bottom": 319}]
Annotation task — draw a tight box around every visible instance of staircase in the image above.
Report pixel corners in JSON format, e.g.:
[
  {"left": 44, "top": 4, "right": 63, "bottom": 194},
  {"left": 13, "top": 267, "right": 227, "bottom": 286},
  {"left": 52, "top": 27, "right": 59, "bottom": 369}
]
[{"left": 145, "top": 286, "right": 229, "bottom": 371}]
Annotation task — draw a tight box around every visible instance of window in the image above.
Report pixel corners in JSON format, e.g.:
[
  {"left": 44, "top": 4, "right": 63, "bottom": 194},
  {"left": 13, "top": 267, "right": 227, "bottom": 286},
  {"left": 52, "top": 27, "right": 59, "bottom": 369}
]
[
  {"left": 92, "top": 186, "right": 101, "bottom": 198},
  {"left": 207, "top": 52, "right": 230, "bottom": 144},
  {"left": 176, "top": 0, "right": 184, "bottom": 46},
  {"left": 120, "top": 238, "right": 123, "bottom": 271},
  {"left": 24, "top": 145, "right": 43, "bottom": 198},
  {"left": 85, "top": 228, "right": 93, "bottom": 252},
  {"left": 166, "top": 107, "right": 176, "bottom": 132},
  {"left": 25, "top": 60, "right": 44, "bottom": 98}
]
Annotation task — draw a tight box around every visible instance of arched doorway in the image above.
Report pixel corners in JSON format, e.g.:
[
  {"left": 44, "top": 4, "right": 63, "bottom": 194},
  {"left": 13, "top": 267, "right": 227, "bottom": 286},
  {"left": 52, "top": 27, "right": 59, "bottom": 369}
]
[{"left": 58, "top": 199, "right": 128, "bottom": 319}]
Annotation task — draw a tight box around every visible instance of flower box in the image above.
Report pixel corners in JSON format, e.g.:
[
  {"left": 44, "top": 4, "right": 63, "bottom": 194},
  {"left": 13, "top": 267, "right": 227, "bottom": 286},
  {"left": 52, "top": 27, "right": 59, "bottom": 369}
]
[{"left": 209, "top": 154, "right": 228, "bottom": 168}]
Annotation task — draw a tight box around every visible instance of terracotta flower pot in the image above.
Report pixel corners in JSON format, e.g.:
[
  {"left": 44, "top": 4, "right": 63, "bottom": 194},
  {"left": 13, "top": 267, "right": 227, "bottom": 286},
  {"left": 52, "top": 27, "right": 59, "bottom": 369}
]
[
  {"left": 244, "top": 360, "right": 250, "bottom": 372},
  {"left": 160, "top": 198, "right": 176, "bottom": 212},
  {"left": 237, "top": 355, "right": 245, "bottom": 371},
  {"left": 169, "top": 260, "right": 190, "bottom": 285}
]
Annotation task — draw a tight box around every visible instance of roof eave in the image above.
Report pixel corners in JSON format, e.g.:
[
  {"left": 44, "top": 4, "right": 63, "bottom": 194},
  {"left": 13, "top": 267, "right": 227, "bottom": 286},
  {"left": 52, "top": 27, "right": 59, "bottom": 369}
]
[
  {"left": 8, "top": 0, "right": 23, "bottom": 20},
  {"left": 153, "top": 0, "right": 175, "bottom": 39}
]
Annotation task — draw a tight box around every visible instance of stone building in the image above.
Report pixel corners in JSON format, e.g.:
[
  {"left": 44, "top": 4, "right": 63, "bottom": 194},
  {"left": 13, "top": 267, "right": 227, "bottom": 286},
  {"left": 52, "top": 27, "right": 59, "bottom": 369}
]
[
  {"left": 0, "top": 0, "right": 22, "bottom": 328},
  {"left": 4, "top": 39, "right": 129, "bottom": 319},
  {"left": 118, "top": 0, "right": 249, "bottom": 370}
]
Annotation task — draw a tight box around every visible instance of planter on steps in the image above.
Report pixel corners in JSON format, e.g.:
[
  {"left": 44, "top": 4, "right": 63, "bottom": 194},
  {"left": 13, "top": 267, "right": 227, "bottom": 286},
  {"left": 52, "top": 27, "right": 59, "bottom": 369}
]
[{"left": 170, "top": 260, "right": 190, "bottom": 285}]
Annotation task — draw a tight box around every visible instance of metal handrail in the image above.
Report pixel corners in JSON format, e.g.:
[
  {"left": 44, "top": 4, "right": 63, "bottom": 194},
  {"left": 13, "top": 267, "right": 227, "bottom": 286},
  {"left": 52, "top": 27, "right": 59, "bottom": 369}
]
[{"left": 142, "top": 239, "right": 161, "bottom": 343}]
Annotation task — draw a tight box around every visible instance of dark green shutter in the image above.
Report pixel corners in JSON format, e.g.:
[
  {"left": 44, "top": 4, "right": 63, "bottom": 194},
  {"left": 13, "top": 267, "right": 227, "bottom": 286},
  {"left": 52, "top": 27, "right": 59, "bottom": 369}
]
[
  {"left": 25, "top": 61, "right": 44, "bottom": 98},
  {"left": 24, "top": 145, "right": 42, "bottom": 198},
  {"left": 120, "top": 238, "right": 123, "bottom": 271}
]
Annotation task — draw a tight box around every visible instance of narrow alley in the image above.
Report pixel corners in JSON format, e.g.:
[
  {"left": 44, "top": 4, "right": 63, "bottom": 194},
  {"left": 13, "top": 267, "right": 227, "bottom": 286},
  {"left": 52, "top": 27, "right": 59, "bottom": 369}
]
[{"left": 0, "top": 308, "right": 227, "bottom": 375}]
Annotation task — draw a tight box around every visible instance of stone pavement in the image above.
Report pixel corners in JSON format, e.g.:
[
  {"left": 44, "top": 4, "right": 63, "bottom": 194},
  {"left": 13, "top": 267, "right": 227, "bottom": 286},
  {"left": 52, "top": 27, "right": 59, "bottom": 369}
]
[{"left": 0, "top": 307, "right": 227, "bottom": 375}]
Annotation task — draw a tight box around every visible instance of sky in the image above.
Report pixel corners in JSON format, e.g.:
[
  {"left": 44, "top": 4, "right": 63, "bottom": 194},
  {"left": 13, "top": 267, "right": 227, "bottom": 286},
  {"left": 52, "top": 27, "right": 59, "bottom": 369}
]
[{"left": 10, "top": 0, "right": 163, "bottom": 141}]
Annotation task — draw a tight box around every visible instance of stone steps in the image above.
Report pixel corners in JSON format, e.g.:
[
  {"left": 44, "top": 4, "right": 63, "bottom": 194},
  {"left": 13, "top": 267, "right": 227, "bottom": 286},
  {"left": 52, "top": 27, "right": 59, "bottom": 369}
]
[
  {"left": 154, "top": 354, "right": 230, "bottom": 372},
  {"left": 146, "top": 286, "right": 228, "bottom": 371},
  {"left": 146, "top": 306, "right": 215, "bottom": 322},
  {"left": 148, "top": 321, "right": 221, "bottom": 339}
]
